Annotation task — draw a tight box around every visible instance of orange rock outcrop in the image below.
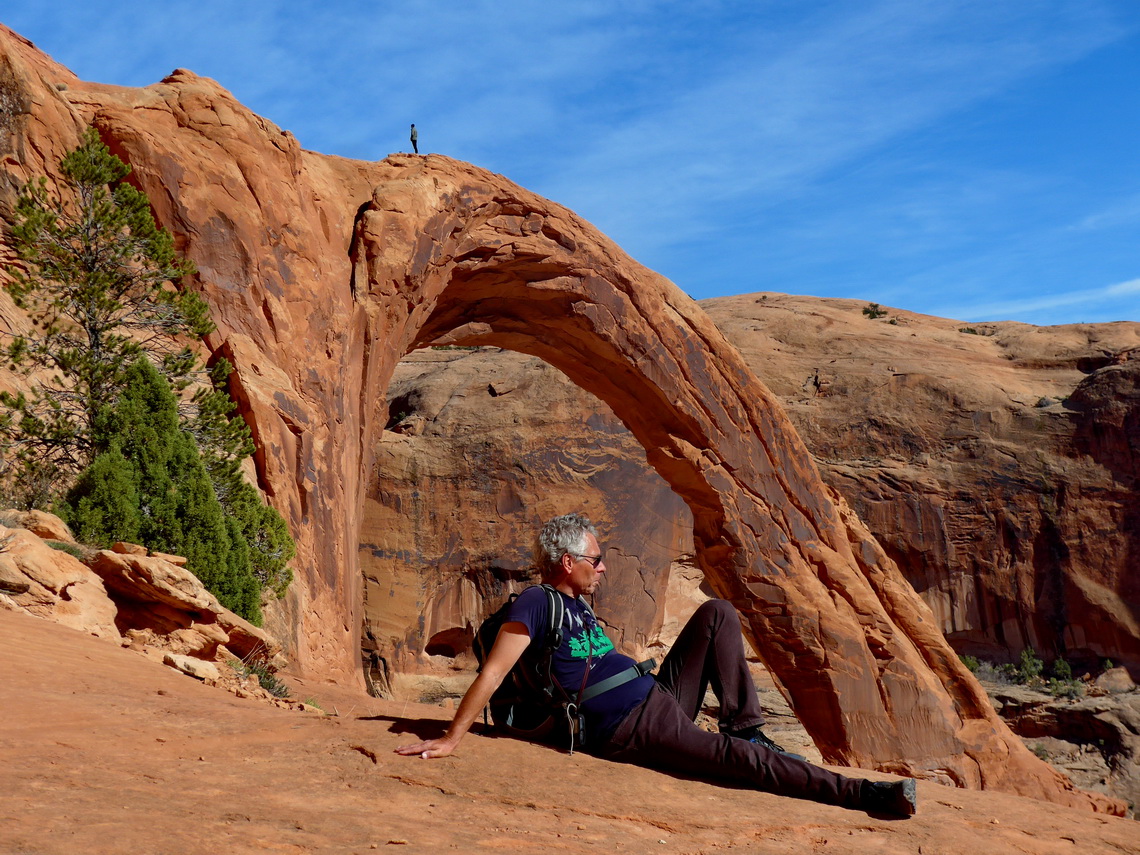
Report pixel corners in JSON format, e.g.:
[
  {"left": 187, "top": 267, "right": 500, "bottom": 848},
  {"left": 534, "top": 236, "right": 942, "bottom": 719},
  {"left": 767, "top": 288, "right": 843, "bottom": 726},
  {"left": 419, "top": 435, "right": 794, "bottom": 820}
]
[
  {"left": 0, "top": 25, "right": 1121, "bottom": 811},
  {"left": 706, "top": 295, "right": 1140, "bottom": 677}
]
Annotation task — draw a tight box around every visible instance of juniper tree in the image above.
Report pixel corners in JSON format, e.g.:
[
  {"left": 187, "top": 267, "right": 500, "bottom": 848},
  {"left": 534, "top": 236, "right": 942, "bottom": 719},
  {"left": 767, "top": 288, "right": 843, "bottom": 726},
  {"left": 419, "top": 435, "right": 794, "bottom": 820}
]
[
  {"left": 1, "top": 126, "right": 210, "bottom": 505},
  {"left": 185, "top": 357, "right": 294, "bottom": 596},
  {"left": 66, "top": 359, "right": 262, "bottom": 623},
  {"left": 3, "top": 127, "right": 293, "bottom": 609}
]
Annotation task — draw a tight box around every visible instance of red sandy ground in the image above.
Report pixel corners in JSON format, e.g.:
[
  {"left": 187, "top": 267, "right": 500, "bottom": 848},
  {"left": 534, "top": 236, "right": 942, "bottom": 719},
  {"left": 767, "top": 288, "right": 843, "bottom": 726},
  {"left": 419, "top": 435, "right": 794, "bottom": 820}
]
[{"left": 3, "top": 608, "right": 1136, "bottom": 855}]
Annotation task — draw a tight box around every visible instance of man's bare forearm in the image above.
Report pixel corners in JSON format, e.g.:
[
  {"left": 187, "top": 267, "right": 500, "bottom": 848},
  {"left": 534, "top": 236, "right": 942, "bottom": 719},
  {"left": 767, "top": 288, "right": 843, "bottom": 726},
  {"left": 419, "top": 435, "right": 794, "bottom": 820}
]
[
  {"left": 395, "top": 621, "right": 531, "bottom": 759},
  {"left": 443, "top": 669, "right": 504, "bottom": 744}
]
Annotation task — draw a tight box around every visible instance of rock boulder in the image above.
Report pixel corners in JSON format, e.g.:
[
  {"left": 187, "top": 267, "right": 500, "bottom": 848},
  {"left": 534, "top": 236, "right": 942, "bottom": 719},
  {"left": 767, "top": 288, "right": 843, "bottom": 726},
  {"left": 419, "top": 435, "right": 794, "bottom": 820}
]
[{"left": 0, "top": 525, "right": 119, "bottom": 639}]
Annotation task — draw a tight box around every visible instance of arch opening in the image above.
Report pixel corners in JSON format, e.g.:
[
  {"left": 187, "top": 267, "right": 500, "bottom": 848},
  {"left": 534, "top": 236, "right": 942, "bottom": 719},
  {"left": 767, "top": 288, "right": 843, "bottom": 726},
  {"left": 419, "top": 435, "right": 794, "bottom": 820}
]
[{"left": 360, "top": 342, "right": 707, "bottom": 704}]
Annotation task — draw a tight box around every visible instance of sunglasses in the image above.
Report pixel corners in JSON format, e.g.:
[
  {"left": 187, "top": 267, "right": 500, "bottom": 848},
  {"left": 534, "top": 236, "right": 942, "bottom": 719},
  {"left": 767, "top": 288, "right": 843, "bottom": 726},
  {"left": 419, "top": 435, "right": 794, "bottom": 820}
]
[{"left": 570, "top": 552, "right": 604, "bottom": 568}]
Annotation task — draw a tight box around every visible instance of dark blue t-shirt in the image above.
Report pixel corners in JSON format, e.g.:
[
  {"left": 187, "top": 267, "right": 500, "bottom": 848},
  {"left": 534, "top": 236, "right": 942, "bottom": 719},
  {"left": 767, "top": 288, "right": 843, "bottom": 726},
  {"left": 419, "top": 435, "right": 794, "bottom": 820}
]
[{"left": 506, "top": 586, "right": 653, "bottom": 745}]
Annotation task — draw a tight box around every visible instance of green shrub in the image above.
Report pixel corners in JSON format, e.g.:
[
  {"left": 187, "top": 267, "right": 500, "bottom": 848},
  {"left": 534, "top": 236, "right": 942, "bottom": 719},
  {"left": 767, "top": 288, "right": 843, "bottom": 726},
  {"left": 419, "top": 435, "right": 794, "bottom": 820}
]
[
  {"left": 62, "top": 360, "right": 262, "bottom": 624},
  {"left": 959, "top": 654, "right": 980, "bottom": 672},
  {"left": 1051, "top": 658, "right": 1073, "bottom": 681},
  {"left": 233, "top": 652, "right": 290, "bottom": 698},
  {"left": 997, "top": 662, "right": 1021, "bottom": 683},
  {"left": 1018, "top": 648, "right": 1044, "bottom": 683},
  {"left": 67, "top": 447, "right": 141, "bottom": 546},
  {"left": 226, "top": 480, "right": 294, "bottom": 598},
  {"left": 862, "top": 303, "right": 887, "bottom": 319},
  {"left": 44, "top": 539, "right": 86, "bottom": 560},
  {"left": 1045, "top": 678, "right": 1084, "bottom": 700}
]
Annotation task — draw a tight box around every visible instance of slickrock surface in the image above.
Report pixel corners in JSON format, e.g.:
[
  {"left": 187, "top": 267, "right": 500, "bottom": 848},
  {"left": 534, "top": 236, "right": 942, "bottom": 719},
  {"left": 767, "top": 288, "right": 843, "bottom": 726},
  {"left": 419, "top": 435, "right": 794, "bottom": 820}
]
[
  {"left": 0, "top": 24, "right": 1125, "bottom": 807},
  {"left": 3, "top": 608, "right": 1137, "bottom": 855}
]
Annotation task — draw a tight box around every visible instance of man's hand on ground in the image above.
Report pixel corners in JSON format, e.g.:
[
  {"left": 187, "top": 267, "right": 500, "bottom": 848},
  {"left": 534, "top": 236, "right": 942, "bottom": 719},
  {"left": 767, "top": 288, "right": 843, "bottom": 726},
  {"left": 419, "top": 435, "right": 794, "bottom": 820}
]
[
  {"left": 392, "top": 625, "right": 530, "bottom": 762},
  {"left": 394, "top": 737, "right": 458, "bottom": 759}
]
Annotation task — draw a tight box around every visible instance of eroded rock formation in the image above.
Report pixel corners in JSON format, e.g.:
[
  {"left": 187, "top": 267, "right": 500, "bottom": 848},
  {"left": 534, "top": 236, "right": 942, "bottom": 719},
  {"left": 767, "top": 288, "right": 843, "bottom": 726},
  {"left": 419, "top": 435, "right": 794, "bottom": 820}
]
[
  {"left": 370, "top": 300, "right": 1140, "bottom": 686},
  {"left": 0, "top": 25, "right": 1121, "bottom": 810},
  {"left": 0, "top": 512, "right": 278, "bottom": 663},
  {"left": 706, "top": 295, "right": 1140, "bottom": 677}
]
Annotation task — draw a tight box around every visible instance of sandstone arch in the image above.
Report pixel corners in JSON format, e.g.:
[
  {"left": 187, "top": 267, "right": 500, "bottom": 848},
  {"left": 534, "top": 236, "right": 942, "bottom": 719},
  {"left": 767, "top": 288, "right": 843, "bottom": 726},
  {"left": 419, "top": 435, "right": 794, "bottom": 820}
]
[
  {"left": 349, "top": 156, "right": 1101, "bottom": 806},
  {"left": 0, "top": 27, "right": 1115, "bottom": 811}
]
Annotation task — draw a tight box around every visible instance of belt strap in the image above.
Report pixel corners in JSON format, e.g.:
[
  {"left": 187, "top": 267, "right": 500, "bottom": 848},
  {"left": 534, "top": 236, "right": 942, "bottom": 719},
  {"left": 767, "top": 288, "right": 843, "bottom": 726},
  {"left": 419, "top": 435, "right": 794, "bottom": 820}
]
[{"left": 579, "top": 658, "right": 656, "bottom": 703}]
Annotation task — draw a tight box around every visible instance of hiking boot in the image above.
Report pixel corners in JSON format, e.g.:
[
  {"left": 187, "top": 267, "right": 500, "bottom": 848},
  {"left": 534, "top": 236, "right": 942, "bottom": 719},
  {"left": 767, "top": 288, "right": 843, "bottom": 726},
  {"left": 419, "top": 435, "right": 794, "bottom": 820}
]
[
  {"left": 733, "top": 726, "right": 807, "bottom": 762},
  {"left": 862, "top": 778, "right": 917, "bottom": 817}
]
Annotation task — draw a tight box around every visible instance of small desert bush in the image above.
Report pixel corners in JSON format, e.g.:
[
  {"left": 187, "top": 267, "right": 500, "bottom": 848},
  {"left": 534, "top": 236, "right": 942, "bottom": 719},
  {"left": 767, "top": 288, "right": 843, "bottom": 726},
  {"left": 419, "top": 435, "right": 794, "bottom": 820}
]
[
  {"left": 862, "top": 303, "right": 887, "bottom": 319},
  {"left": 968, "top": 649, "right": 1084, "bottom": 698},
  {"left": 233, "top": 651, "right": 290, "bottom": 699},
  {"left": 44, "top": 539, "right": 86, "bottom": 560}
]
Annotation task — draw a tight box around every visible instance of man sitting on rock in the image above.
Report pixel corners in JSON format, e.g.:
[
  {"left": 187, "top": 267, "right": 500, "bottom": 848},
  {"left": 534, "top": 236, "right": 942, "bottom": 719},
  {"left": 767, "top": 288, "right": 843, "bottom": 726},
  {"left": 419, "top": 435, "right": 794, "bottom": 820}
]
[{"left": 395, "top": 512, "right": 917, "bottom": 817}]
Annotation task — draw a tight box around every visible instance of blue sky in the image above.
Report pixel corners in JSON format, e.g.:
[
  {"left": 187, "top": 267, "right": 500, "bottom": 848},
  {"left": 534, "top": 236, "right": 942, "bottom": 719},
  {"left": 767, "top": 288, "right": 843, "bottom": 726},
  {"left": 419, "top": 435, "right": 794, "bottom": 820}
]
[{"left": 5, "top": 1, "right": 1139, "bottom": 325}]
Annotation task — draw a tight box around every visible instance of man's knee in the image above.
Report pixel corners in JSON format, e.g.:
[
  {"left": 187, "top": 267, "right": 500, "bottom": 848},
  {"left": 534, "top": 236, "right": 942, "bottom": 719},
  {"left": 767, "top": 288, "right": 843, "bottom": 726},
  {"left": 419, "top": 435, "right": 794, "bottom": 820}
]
[{"left": 696, "top": 599, "right": 737, "bottom": 624}]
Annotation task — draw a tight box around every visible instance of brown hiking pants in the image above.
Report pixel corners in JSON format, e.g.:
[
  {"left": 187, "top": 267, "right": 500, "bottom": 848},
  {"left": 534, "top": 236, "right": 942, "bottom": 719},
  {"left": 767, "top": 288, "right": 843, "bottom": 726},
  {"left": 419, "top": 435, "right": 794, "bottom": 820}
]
[{"left": 598, "top": 600, "right": 866, "bottom": 809}]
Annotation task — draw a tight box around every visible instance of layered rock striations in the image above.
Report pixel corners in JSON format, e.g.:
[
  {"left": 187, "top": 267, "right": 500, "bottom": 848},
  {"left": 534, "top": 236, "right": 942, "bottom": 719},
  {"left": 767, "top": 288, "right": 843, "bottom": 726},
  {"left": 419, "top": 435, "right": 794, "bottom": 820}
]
[
  {"left": 0, "top": 25, "right": 1120, "bottom": 810},
  {"left": 706, "top": 295, "right": 1140, "bottom": 677}
]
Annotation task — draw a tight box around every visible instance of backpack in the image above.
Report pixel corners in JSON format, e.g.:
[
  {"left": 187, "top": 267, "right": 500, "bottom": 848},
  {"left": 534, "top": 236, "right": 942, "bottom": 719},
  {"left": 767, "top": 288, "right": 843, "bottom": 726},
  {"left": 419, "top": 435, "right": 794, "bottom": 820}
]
[{"left": 473, "top": 584, "right": 579, "bottom": 747}]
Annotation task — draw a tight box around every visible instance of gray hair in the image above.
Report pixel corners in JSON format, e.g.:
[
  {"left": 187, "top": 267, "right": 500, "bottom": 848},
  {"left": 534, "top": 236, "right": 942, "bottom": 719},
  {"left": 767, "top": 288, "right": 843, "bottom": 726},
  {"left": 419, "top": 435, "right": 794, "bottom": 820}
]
[{"left": 536, "top": 513, "right": 596, "bottom": 581}]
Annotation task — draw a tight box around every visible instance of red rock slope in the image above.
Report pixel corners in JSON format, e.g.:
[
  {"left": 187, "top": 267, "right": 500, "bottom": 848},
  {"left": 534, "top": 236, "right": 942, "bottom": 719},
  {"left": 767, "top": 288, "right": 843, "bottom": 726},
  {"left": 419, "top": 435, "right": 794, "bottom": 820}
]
[{"left": 3, "top": 607, "right": 1138, "bottom": 854}]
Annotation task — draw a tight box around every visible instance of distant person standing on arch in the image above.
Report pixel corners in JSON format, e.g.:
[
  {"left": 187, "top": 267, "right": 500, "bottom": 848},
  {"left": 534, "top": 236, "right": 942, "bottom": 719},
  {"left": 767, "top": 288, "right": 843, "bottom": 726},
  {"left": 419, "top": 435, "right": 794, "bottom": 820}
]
[{"left": 410, "top": 123, "right": 418, "bottom": 154}]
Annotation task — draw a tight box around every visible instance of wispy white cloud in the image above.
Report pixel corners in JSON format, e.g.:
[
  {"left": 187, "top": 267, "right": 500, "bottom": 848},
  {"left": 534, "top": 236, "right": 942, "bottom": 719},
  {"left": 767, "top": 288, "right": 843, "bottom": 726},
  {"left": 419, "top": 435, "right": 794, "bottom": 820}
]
[
  {"left": 957, "top": 277, "right": 1140, "bottom": 322},
  {"left": 1108, "top": 278, "right": 1140, "bottom": 296},
  {"left": 1070, "top": 193, "right": 1140, "bottom": 232},
  {"left": 536, "top": 0, "right": 1129, "bottom": 258}
]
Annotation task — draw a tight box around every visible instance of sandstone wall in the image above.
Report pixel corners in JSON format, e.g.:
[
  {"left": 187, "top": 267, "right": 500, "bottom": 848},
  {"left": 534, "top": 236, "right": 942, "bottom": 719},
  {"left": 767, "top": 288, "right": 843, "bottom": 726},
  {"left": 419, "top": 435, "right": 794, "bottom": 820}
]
[{"left": 707, "top": 295, "right": 1140, "bottom": 677}]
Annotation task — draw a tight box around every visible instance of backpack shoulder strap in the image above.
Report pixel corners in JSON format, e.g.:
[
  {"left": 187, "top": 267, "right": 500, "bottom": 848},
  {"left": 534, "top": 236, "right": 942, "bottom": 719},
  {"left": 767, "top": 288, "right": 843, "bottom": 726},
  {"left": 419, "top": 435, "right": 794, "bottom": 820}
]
[
  {"left": 539, "top": 583, "right": 565, "bottom": 641},
  {"left": 576, "top": 594, "right": 597, "bottom": 622}
]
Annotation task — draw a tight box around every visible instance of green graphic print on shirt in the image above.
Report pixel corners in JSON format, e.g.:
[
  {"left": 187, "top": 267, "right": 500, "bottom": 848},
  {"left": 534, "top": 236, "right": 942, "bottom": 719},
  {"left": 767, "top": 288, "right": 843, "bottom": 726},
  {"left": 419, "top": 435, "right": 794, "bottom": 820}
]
[{"left": 567, "top": 621, "right": 615, "bottom": 659}]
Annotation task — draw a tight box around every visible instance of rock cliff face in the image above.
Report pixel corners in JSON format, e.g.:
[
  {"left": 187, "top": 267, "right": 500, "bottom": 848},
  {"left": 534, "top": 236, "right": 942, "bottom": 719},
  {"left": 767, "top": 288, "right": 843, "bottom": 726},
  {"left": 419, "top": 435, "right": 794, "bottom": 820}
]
[
  {"left": 706, "top": 295, "right": 1140, "bottom": 677},
  {"left": 0, "top": 24, "right": 1121, "bottom": 810}
]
